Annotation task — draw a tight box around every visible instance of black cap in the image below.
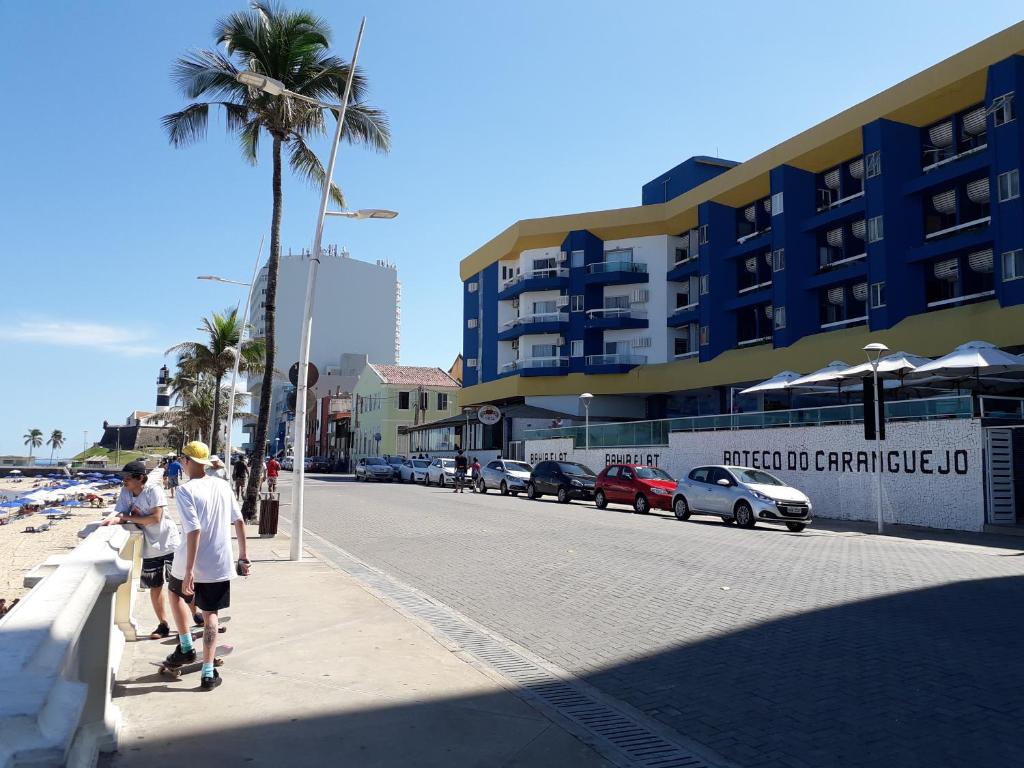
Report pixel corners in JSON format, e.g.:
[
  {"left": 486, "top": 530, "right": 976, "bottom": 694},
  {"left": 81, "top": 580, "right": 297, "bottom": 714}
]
[{"left": 122, "top": 460, "right": 147, "bottom": 476}]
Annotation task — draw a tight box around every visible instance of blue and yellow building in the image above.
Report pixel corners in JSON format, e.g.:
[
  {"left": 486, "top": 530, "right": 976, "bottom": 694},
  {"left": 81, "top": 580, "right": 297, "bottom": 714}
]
[{"left": 460, "top": 23, "right": 1024, "bottom": 419}]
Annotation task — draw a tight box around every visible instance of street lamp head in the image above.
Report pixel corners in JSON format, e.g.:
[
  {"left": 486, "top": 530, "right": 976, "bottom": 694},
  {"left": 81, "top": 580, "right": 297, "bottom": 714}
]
[
  {"left": 235, "top": 71, "right": 287, "bottom": 96},
  {"left": 863, "top": 342, "right": 889, "bottom": 364},
  {"left": 196, "top": 275, "right": 250, "bottom": 286},
  {"left": 327, "top": 208, "right": 399, "bottom": 219},
  {"left": 579, "top": 392, "right": 594, "bottom": 401}
]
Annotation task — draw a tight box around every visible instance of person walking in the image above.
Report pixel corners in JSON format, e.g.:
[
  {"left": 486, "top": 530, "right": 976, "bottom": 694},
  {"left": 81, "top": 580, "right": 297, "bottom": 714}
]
[
  {"left": 453, "top": 448, "right": 468, "bottom": 493},
  {"left": 265, "top": 455, "right": 280, "bottom": 493},
  {"left": 165, "top": 455, "right": 183, "bottom": 498},
  {"left": 470, "top": 457, "right": 481, "bottom": 493},
  {"left": 231, "top": 457, "right": 248, "bottom": 500},
  {"left": 162, "top": 441, "right": 250, "bottom": 690},
  {"left": 207, "top": 455, "right": 228, "bottom": 481},
  {"left": 101, "top": 460, "right": 181, "bottom": 639}
]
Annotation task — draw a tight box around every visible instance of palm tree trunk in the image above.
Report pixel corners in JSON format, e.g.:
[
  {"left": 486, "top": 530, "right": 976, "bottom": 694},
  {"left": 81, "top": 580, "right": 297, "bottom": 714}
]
[
  {"left": 211, "top": 374, "right": 223, "bottom": 455},
  {"left": 49, "top": 446, "right": 55, "bottom": 465},
  {"left": 243, "top": 136, "right": 283, "bottom": 519}
]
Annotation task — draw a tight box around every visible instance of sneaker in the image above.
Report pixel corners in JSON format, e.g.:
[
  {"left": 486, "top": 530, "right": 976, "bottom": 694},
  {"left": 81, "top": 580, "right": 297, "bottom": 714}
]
[
  {"left": 200, "top": 669, "right": 222, "bottom": 690},
  {"left": 149, "top": 622, "right": 170, "bottom": 640},
  {"left": 164, "top": 644, "right": 196, "bottom": 668}
]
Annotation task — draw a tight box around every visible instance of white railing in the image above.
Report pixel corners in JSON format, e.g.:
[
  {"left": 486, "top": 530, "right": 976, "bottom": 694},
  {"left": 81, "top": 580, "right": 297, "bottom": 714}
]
[
  {"left": 674, "top": 350, "right": 699, "bottom": 359},
  {"left": 0, "top": 520, "right": 141, "bottom": 767},
  {"left": 738, "top": 280, "right": 773, "bottom": 294},
  {"left": 925, "top": 216, "right": 991, "bottom": 240},
  {"left": 926, "top": 290, "right": 995, "bottom": 309},
  {"left": 500, "top": 312, "right": 569, "bottom": 330},
  {"left": 501, "top": 267, "right": 568, "bottom": 290},
  {"left": 501, "top": 356, "right": 568, "bottom": 373},
  {"left": 586, "top": 354, "right": 647, "bottom": 366},
  {"left": 821, "top": 252, "right": 867, "bottom": 269},
  {"left": 671, "top": 302, "right": 698, "bottom": 315},
  {"left": 821, "top": 315, "right": 869, "bottom": 330},
  {"left": 816, "top": 190, "right": 865, "bottom": 212},
  {"left": 587, "top": 261, "right": 648, "bottom": 275},
  {"left": 923, "top": 143, "right": 988, "bottom": 172},
  {"left": 737, "top": 336, "right": 772, "bottom": 346},
  {"left": 585, "top": 308, "right": 648, "bottom": 320}
]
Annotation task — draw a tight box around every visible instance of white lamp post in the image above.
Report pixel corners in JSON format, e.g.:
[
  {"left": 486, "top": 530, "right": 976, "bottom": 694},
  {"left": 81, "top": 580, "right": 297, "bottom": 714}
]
[
  {"left": 579, "top": 393, "right": 593, "bottom": 451},
  {"left": 863, "top": 342, "right": 888, "bottom": 534},
  {"left": 236, "top": 18, "right": 397, "bottom": 562}
]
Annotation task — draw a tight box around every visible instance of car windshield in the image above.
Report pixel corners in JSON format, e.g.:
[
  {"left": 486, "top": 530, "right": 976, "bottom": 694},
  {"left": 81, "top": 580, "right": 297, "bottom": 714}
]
[
  {"left": 732, "top": 468, "right": 785, "bottom": 486},
  {"left": 387, "top": 457, "right": 404, "bottom": 464},
  {"left": 558, "top": 462, "right": 595, "bottom": 476},
  {"left": 412, "top": 460, "right": 430, "bottom": 468},
  {"left": 440, "top": 459, "right": 455, "bottom": 468},
  {"left": 636, "top": 467, "right": 673, "bottom": 481},
  {"left": 365, "top": 458, "right": 387, "bottom": 466},
  {"left": 506, "top": 462, "right": 532, "bottom": 473}
]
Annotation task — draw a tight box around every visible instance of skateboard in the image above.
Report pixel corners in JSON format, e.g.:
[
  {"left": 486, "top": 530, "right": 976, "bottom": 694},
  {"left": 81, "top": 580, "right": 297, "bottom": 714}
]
[{"left": 154, "top": 644, "right": 233, "bottom": 679}]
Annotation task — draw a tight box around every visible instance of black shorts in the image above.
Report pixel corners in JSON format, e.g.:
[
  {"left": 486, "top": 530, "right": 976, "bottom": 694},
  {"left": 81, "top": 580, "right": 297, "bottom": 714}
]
[
  {"left": 167, "top": 574, "right": 231, "bottom": 612},
  {"left": 140, "top": 553, "right": 174, "bottom": 589}
]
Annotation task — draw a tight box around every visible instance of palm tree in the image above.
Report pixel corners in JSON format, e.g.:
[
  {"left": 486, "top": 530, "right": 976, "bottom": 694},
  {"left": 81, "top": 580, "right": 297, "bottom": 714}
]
[
  {"left": 23, "top": 429, "right": 43, "bottom": 458},
  {"left": 46, "top": 430, "right": 65, "bottom": 464},
  {"left": 163, "top": 2, "right": 390, "bottom": 516},
  {"left": 166, "top": 308, "right": 265, "bottom": 455}
]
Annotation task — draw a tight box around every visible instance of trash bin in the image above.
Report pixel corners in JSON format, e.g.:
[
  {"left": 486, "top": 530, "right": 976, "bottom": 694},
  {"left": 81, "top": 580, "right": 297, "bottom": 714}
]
[{"left": 258, "top": 492, "right": 279, "bottom": 537}]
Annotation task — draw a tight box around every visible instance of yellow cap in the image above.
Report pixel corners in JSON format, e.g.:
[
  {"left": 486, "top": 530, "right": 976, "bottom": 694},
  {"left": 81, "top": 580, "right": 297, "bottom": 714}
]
[{"left": 181, "top": 440, "right": 212, "bottom": 465}]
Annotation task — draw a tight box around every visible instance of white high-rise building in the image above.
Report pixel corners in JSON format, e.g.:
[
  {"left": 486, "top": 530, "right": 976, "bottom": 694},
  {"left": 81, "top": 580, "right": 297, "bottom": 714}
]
[{"left": 243, "top": 246, "right": 400, "bottom": 453}]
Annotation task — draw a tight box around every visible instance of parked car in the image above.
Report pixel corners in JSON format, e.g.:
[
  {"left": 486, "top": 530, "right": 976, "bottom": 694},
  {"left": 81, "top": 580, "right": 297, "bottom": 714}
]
[
  {"left": 671, "top": 465, "right": 813, "bottom": 531},
  {"left": 425, "top": 458, "right": 457, "bottom": 487},
  {"left": 385, "top": 455, "right": 406, "bottom": 475},
  {"left": 477, "top": 459, "right": 533, "bottom": 496},
  {"left": 399, "top": 458, "right": 431, "bottom": 483},
  {"left": 595, "top": 464, "right": 676, "bottom": 514},
  {"left": 526, "top": 460, "right": 598, "bottom": 503},
  {"left": 355, "top": 457, "right": 394, "bottom": 482},
  {"left": 281, "top": 456, "right": 294, "bottom": 471}
]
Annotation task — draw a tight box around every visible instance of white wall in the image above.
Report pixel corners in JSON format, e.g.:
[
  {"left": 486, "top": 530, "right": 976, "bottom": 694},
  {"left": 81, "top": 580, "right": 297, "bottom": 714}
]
[
  {"left": 526, "top": 419, "right": 986, "bottom": 531},
  {"left": 601, "top": 235, "right": 671, "bottom": 363}
]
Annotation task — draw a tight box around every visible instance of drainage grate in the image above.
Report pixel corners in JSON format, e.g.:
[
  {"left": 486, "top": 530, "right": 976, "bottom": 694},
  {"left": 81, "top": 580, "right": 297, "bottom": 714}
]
[{"left": 298, "top": 526, "right": 720, "bottom": 768}]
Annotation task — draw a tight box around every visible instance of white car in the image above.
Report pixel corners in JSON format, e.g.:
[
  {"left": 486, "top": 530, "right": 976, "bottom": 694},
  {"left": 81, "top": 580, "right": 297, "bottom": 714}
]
[
  {"left": 425, "top": 458, "right": 457, "bottom": 487},
  {"left": 477, "top": 459, "right": 533, "bottom": 495},
  {"left": 671, "top": 465, "right": 813, "bottom": 531},
  {"left": 281, "top": 456, "right": 294, "bottom": 471},
  {"left": 399, "top": 458, "right": 431, "bottom": 483}
]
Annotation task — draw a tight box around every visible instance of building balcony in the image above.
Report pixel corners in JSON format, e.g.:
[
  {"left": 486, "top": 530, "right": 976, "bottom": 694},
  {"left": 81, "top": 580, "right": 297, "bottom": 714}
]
[
  {"left": 667, "top": 256, "right": 700, "bottom": 282},
  {"left": 500, "top": 356, "right": 569, "bottom": 376},
  {"left": 585, "top": 354, "right": 647, "bottom": 374},
  {"left": 497, "top": 312, "right": 569, "bottom": 340},
  {"left": 498, "top": 267, "right": 569, "bottom": 300},
  {"left": 667, "top": 303, "right": 699, "bottom": 327},
  {"left": 584, "top": 308, "right": 648, "bottom": 330},
  {"left": 584, "top": 261, "right": 649, "bottom": 286}
]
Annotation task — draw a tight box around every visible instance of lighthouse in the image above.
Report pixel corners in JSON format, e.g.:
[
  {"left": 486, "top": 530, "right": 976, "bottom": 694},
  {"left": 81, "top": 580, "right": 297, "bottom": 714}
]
[{"left": 156, "top": 365, "right": 171, "bottom": 412}]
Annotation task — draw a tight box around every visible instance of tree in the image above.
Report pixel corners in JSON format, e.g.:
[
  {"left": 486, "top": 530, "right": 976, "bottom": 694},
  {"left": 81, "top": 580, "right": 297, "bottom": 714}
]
[
  {"left": 166, "top": 308, "right": 265, "bottom": 454},
  {"left": 23, "top": 429, "right": 43, "bottom": 457},
  {"left": 46, "top": 430, "right": 65, "bottom": 464},
  {"left": 163, "top": 1, "right": 390, "bottom": 517}
]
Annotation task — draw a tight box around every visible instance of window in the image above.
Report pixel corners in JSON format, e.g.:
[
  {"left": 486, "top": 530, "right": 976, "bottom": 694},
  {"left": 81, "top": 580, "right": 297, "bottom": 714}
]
[
  {"left": 992, "top": 93, "right": 1016, "bottom": 127},
  {"left": 532, "top": 300, "right": 557, "bottom": 314},
  {"left": 699, "top": 274, "right": 710, "bottom": 295},
  {"left": 420, "top": 391, "right": 429, "bottom": 410},
  {"left": 865, "top": 150, "right": 882, "bottom": 179},
  {"left": 605, "top": 466, "right": 619, "bottom": 478},
  {"left": 1003, "top": 250, "right": 1024, "bottom": 281},
  {"left": 570, "top": 250, "right": 585, "bottom": 268},
  {"left": 570, "top": 340, "right": 584, "bottom": 357},
  {"left": 436, "top": 393, "right": 448, "bottom": 411},
  {"left": 774, "top": 306, "right": 786, "bottom": 330},
  {"left": 533, "top": 257, "right": 556, "bottom": 272},
  {"left": 467, "top": 358, "right": 478, "bottom": 368},
  {"left": 604, "top": 248, "right": 634, "bottom": 268},
  {"left": 532, "top": 343, "right": 558, "bottom": 357},
  {"left": 698, "top": 225, "right": 708, "bottom": 245},
  {"left": 604, "top": 294, "right": 630, "bottom": 309},
  {"left": 467, "top": 282, "right": 479, "bottom": 293},
  {"left": 867, "top": 216, "right": 884, "bottom": 243},
  {"left": 771, "top": 192, "right": 784, "bottom": 216},
  {"left": 871, "top": 281, "right": 886, "bottom": 308},
  {"left": 674, "top": 247, "right": 692, "bottom": 264},
  {"left": 467, "top": 318, "right": 478, "bottom": 329},
  {"left": 998, "top": 169, "right": 1020, "bottom": 202},
  {"left": 772, "top": 248, "right": 785, "bottom": 272},
  {"left": 699, "top": 325, "right": 709, "bottom": 346},
  {"left": 570, "top": 295, "right": 584, "bottom": 312}
]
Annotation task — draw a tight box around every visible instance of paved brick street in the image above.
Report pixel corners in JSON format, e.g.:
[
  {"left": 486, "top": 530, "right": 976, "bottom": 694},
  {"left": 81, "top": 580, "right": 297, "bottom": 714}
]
[{"left": 287, "top": 474, "right": 1024, "bottom": 768}]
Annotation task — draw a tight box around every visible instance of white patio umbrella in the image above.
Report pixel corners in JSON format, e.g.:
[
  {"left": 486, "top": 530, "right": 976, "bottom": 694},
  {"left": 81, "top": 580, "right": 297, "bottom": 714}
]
[
  {"left": 740, "top": 371, "right": 803, "bottom": 395},
  {"left": 905, "top": 340, "right": 1024, "bottom": 388},
  {"left": 837, "top": 351, "right": 933, "bottom": 381},
  {"left": 787, "top": 360, "right": 855, "bottom": 398},
  {"left": 8, "top": 469, "right": 22, "bottom": 475}
]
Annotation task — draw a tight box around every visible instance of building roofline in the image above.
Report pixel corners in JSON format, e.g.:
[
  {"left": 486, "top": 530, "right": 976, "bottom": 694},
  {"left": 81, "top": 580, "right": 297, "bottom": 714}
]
[{"left": 460, "top": 22, "right": 1024, "bottom": 281}]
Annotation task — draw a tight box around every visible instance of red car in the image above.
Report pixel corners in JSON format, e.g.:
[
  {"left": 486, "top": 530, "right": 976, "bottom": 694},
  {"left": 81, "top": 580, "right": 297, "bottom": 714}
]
[{"left": 594, "top": 464, "right": 676, "bottom": 514}]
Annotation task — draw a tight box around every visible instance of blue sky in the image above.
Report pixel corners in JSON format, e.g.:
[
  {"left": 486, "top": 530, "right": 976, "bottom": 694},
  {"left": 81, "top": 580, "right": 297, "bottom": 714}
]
[{"left": 0, "top": 2, "right": 1020, "bottom": 457}]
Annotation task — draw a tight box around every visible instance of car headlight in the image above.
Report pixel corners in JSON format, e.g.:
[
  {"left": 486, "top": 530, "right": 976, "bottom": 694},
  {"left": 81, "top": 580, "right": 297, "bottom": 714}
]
[
  {"left": 651, "top": 487, "right": 670, "bottom": 495},
  {"left": 750, "top": 490, "right": 774, "bottom": 502},
  {"left": 571, "top": 478, "right": 583, "bottom": 487}
]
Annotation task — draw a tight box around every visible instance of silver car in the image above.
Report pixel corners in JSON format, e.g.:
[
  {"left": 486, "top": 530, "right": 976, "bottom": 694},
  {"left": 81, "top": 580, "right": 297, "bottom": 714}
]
[
  {"left": 355, "top": 457, "right": 394, "bottom": 482},
  {"left": 477, "top": 459, "right": 533, "bottom": 496},
  {"left": 671, "top": 465, "right": 813, "bottom": 532}
]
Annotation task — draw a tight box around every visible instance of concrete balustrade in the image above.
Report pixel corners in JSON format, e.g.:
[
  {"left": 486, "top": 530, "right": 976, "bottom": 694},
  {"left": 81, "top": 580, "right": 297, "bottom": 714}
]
[{"left": 0, "top": 520, "right": 142, "bottom": 768}]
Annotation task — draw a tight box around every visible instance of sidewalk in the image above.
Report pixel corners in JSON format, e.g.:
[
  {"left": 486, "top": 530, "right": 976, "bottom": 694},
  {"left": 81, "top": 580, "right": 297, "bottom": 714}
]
[{"left": 103, "top": 532, "right": 609, "bottom": 767}]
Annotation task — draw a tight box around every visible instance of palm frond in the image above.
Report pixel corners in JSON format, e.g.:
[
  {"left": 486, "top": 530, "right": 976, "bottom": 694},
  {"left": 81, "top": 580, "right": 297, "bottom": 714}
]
[
  {"left": 240, "top": 118, "right": 262, "bottom": 164},
  {"left": 162, "top": 103, "right": 210, "bottom": 147},
  {"left": 287, "top": 134, "right": 344, "bottom": 207},
  {"left": 171, "top": 48, "right": 244, "bottom": 100}
]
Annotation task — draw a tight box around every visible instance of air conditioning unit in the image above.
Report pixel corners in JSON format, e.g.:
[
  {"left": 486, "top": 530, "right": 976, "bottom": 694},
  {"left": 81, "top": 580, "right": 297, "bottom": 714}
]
[
  {"left": 511, "top": 339, "right": 519, "bottom": 350},
  {"left": 556, "top": 336, "right": 566, "bottom": 346},
  {"left": 511, "top": 297, "right": 520, "bottom": 309}
]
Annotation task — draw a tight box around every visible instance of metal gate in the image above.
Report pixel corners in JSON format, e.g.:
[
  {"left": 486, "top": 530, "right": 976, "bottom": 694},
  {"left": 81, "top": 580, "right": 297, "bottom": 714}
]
[{"left": 985, "top": 427, "right": 1016, "bottom": 524}]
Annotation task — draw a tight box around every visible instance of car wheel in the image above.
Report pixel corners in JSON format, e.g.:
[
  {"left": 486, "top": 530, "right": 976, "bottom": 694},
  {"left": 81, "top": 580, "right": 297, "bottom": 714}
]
[
  {"left": 673, "top": 496, "right": 691, "bottom": 520},
  {"left": 527, "top": 482, "right": 540, "bottom": 500},
  {"left": 633, "top": 494, "right": 649, "bottom": 514},
  {"left": 500, "top": 481, "right": 509, "bottom": 496},
  {"left": 557, "top": 486, "right": 570, "bottom": 504},
  {"left": 786, "top": 522, "right": 807, "bottom": 532},
  {"left": 720, "top": 516, "right": 735, "bottom": 525},
  {"left": 595, "top": 490, "right": 607, "bottom": 509},
  {"left": 735, "top": 502, "right": 756, "bottom": 529},
  {"left": 478, "top": 480, "right": 487, "bottom": 494},
  {"left": 424, "top": 475, "right": 430, "bottom": 486}
]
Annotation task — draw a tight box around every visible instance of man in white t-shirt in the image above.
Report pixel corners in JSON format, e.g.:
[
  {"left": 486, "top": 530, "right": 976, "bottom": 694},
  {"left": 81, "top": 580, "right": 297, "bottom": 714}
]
[
  {"left": 162, "top": 441, "right": 250, "bottom": 690},
  {"left": 101, "top": 460, "right": 181, "bottom": 639}
]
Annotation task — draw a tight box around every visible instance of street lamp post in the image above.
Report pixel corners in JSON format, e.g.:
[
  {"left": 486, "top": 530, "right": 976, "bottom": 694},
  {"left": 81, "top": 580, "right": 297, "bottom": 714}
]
[
  {"left": 237, "top": 18, "right": 397, "bottom": 563},
  {"left": 864, "top": 342, "right": 888, "bottom": 534},
  {"left": 579, "top": 393, "right": 593, "bottom": 451}
]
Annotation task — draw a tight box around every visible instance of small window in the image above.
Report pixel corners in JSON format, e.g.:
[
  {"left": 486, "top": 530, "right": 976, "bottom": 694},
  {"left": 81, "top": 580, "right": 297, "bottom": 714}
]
[
  {"left": 1003, "top": 250, "right": 1024, "bottom": 281},
  {"left": 467, "top": 358, "right": 478, "bottom": 368},
  {"left": 570, "top": 250, "right": 584, "bottom": 268},
  {"left": 698, "top": 224, "right": 708, "bottom": 245},
  {"left": 420, "top": 392, "right": 429, "bottom": 410},
  {"left": 699, "top": 325, "right": 709, "bottom": 346},
  {"left": 436, "top": 393, "right": 448, "bottom": 411},
  {"left": 605, "top": 466, "right": 619, "bottom": 478},
  {"left": 998, "top": 169, "right": 1020, "bottom": 202},
  {"left": 699, "top": 274, "right": 710, "bottom": 295},
  {"left": 865, "top": 150, "right": 882, "bottom": 179},
  {"left": 772, "top": 248, "right": 785, "bottom": 272},
  {"left": 397, "top": 391, "right": 410, "bottom": 410},
  {"left": 689, "top": 467, "right": 709, "bottom": 483},
  {"left": 867, "top": 215, "right": 884, "bottom": 243},
  {"left": 570, "top": 295, "right": 584, "bottom": 312},
  {"left": 870, "top": 282, "right": 886, "bottom": 308},
  {"left": 570, "top": 340, "right": 584, "bottom": 357},
  {"left": 771, "top": 192, "right": 784, "bottom": 216},
  {"left": 992, "top": 93, "right": 1016, "bottom": 127},
  {"left": 774, "top": 306, "right": 786, "bottom": 330},
  {"left": 467, "top": 282, "right": 479, "bottom": 293},
  {"left": 467, "top": 318, "right": 478, "bottom": 329}
]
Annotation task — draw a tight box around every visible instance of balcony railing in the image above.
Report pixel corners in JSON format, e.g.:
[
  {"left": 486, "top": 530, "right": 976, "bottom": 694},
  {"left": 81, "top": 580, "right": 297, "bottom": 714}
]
[
  {"left": 926, "top": 290, "right": 995, "bottom": 309},
  {"left": 585, "top": 308, "right": 648, "bottom": 320},
  {"left": 922, "top": 143, "right": 987, "bottom": 173},
  {"left": 671, "top": 302, "right": 698, "bottom": 314},
  {"left": 501, "top": 267, "right": 568, "bottom": 290},
  {"left": 501, "top": 356, "right": 569, "bottom": 373},
  {"left": 500, "top": 312, "right": 569, "bottom": 330},
  {"left": 585, "top": 354, "right": 648, "bottom": 366},
  {"left": 925, "top": 216, "right": 991, "bottom": 241},
  {"left": 587, "top": 261, "right": 648, "bottom": 274}
]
